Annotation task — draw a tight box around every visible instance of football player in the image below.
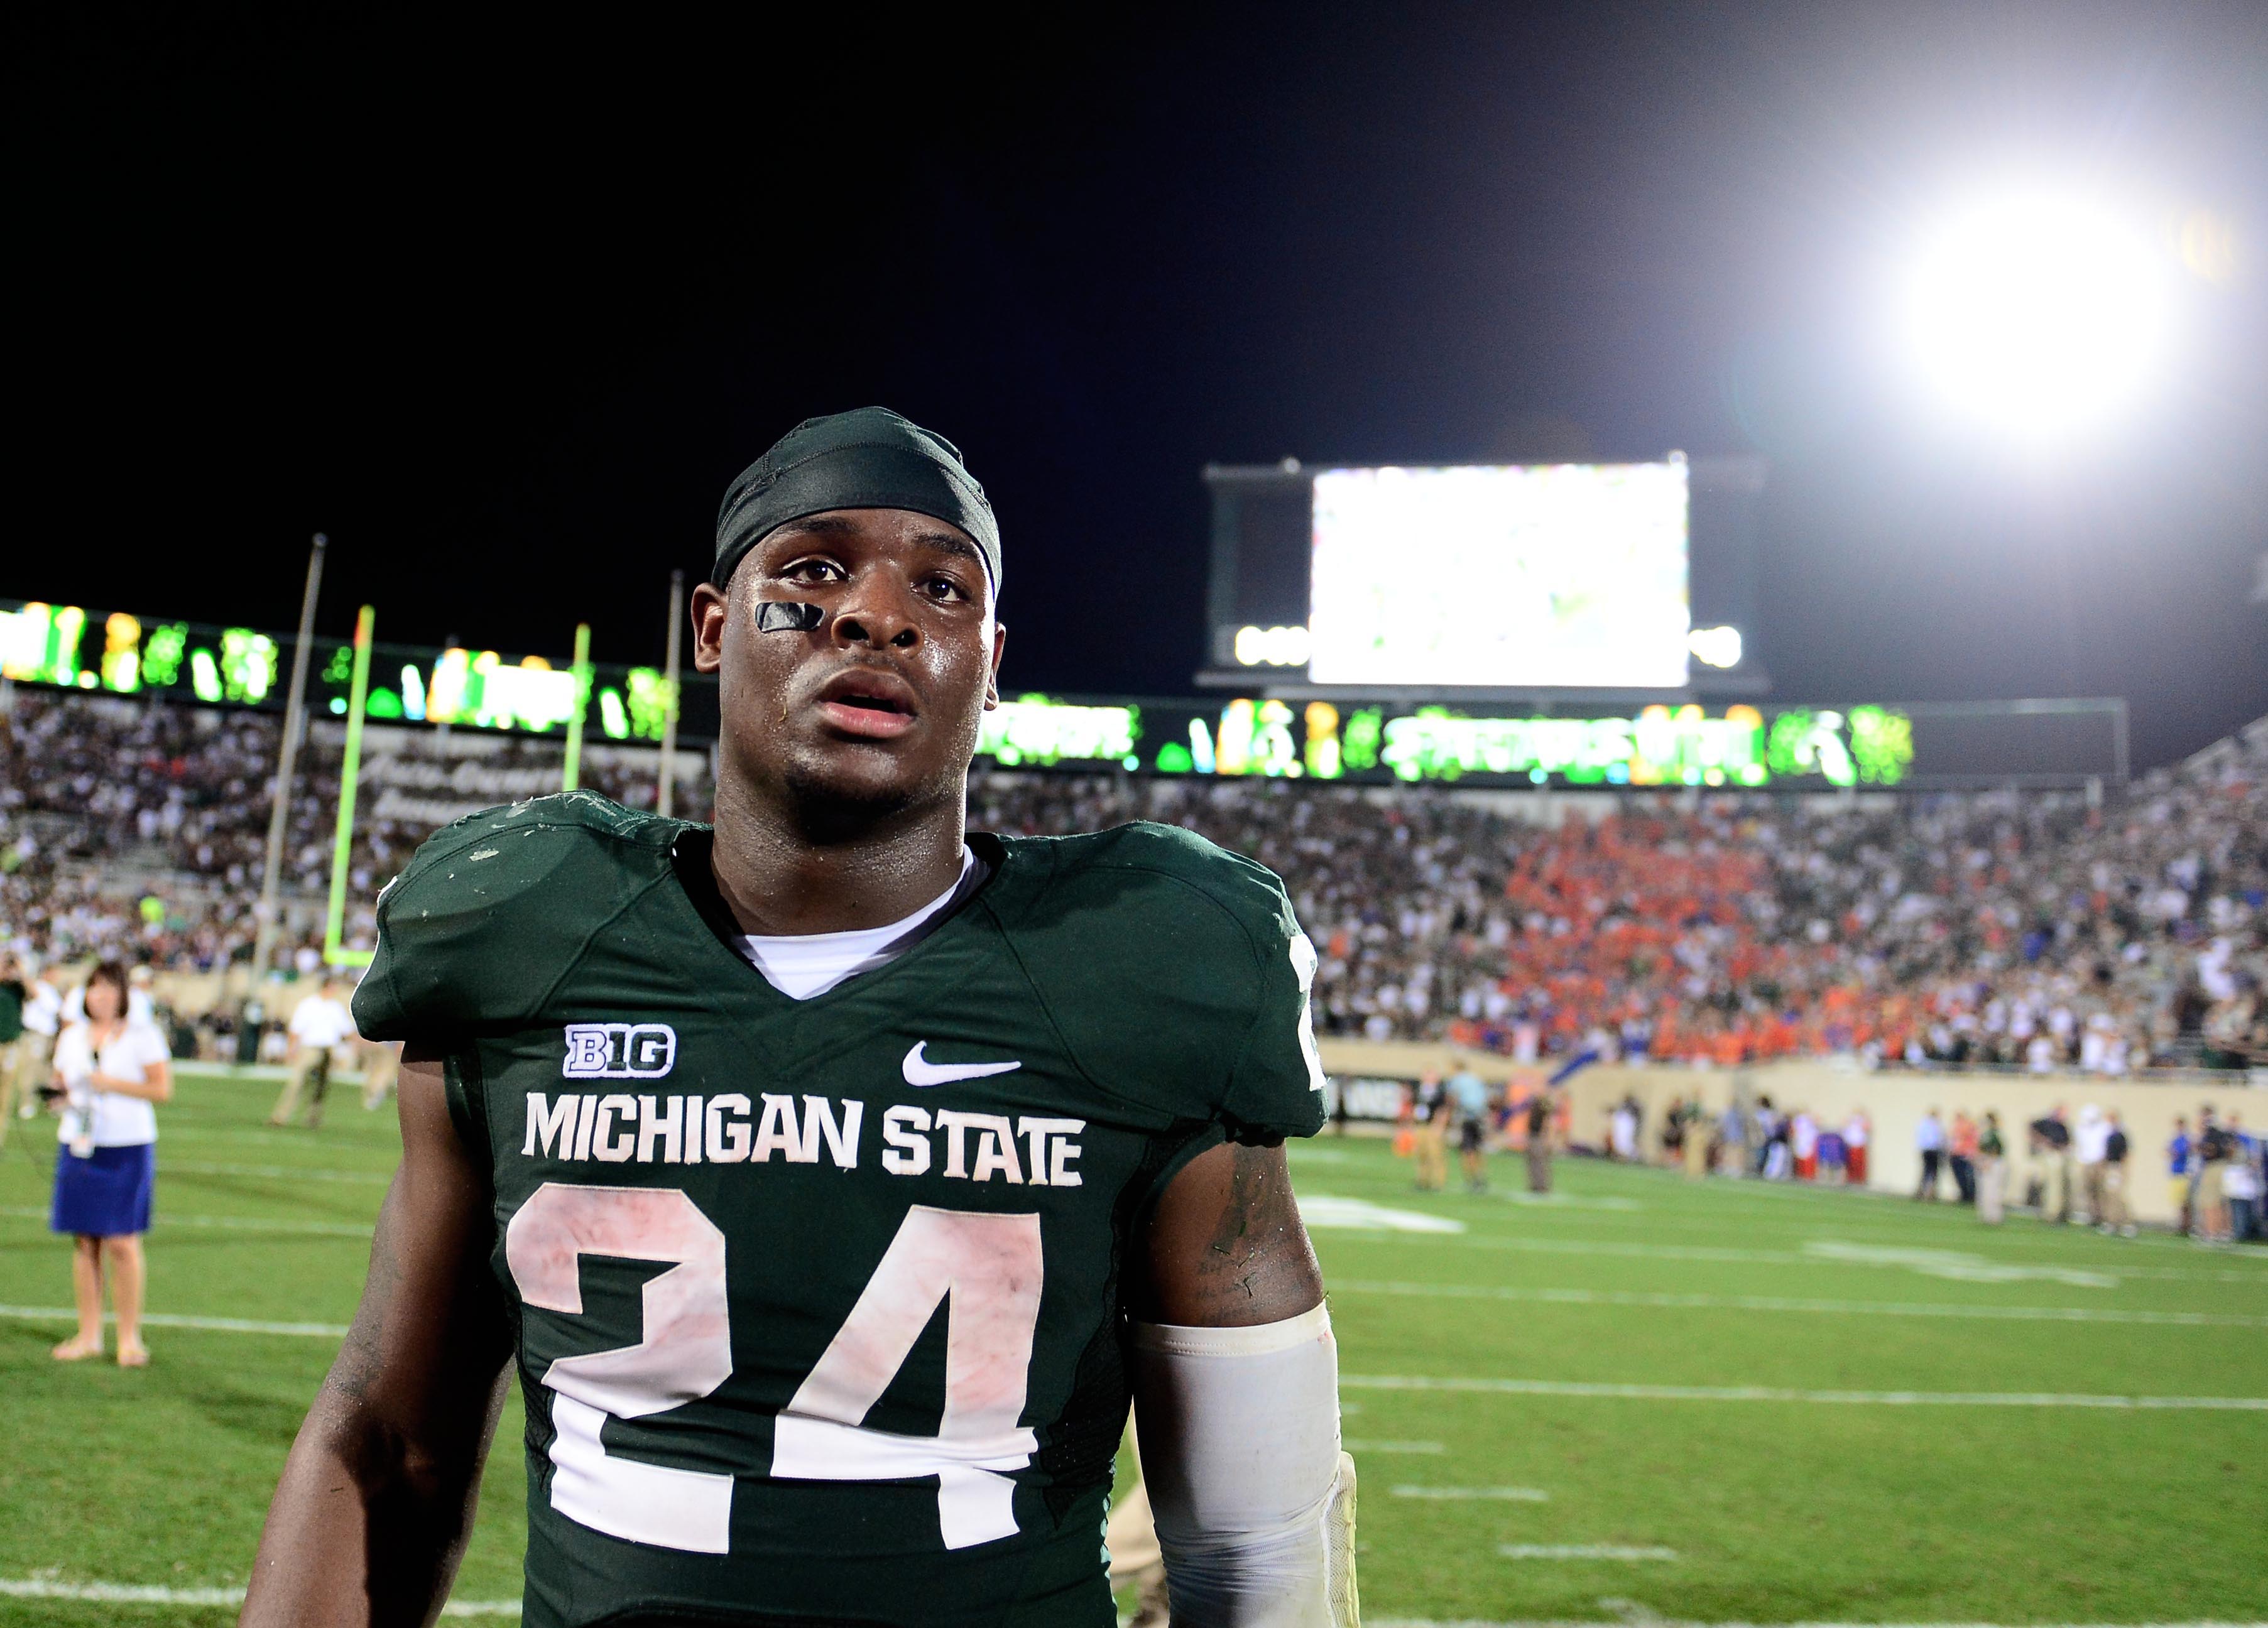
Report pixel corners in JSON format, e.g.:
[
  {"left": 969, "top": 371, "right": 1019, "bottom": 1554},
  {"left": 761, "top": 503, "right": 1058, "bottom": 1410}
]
[{"left": 244, "top": 408, "right": 1357, "bottom": 1628}]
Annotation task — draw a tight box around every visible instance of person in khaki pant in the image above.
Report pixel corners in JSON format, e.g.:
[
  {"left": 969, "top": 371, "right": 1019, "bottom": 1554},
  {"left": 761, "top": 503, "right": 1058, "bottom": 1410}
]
[
  {"left": 1410, "top": 1073, "right": 1449, "bottom": 1192},
  {"left": 1683, "top": 1096, "right": 1712, "bottom": 1180},
  {"left": 0, "top": 955, "right": 60, "bottom": 1153},
  {"left": 0, "top": 955, "right": 27, "bottom": 1148},
  {"left": 268, "top": 984, "right": 356, "bottom": 1129},
  {"left": 1525, "top": 1089, "right": 1556, "bottom": 1193},
  {"left": 2096, "top": 1110, "right": 2134, "bottom": 1235},
  {"left": 1975, "top": 1112, "right": 2009, "bottom": 1225}
]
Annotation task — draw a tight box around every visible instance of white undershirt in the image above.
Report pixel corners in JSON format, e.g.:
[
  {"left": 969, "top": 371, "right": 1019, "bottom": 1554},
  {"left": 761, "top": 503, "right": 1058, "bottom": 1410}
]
[{"left": 736, "top": 846, "right": 986, "bottom": 1001}]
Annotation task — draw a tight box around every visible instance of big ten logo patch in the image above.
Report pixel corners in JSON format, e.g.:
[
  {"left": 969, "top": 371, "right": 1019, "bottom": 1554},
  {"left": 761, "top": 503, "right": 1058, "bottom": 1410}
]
[{"left": 562, "top": 1023, "right": 678, "bottom": 1080}]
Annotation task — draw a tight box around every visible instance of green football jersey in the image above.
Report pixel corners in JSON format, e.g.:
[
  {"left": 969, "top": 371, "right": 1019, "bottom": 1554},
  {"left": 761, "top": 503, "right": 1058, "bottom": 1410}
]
[{"left": 353, "top": 792, "right": 1326, "bottom": 1628}]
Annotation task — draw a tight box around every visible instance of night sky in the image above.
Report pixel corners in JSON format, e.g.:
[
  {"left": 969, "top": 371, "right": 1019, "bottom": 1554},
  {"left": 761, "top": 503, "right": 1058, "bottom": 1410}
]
[{"left": 16, "top": 4, "right": 2268, "bottom": 767}]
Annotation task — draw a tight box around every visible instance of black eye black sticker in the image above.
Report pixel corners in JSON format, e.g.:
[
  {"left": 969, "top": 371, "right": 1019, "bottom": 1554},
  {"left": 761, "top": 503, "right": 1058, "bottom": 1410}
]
[{"left": 755, "top": 600, "right": 826, "bottom": 634}]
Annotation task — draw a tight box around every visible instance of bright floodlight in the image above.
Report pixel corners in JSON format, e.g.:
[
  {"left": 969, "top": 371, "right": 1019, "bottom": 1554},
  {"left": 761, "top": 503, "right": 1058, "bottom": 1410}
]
[
  {"left": 1900, "top": 185, "right": 2173, "bottom": 446},
  {"left": 1688, "top": 625, "right": 1743, "bottom": 670}
]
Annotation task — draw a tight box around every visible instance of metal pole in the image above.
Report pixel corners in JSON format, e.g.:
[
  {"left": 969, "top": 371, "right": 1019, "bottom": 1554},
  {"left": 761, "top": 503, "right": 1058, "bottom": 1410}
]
[
  {"left": 251, "top": 533, "right": 326, "bottom": 985},
  {"left": 562, "top": 622, "right": 592, "bottom": 791},
  {"left": 324, "top": 605, "right": 377, "bottom": 967},
  {"left": 657, "top": 570, "right": 685, "bottom": 819}
]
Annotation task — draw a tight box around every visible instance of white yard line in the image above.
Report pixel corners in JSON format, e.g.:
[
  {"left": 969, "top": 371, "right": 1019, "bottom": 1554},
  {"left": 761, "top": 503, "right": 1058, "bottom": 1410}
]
[
  {"left": 0, "top": 1305, "right": 347, "bottom": 1338},
  {"left": 0, "top": 1578, "right": 514, "bottom": 1615},
  {"left": 1799, "top": 1241, "right": 2116, "bottom": 1289},
  {"left": 1478, "top": 1192, "right": 1645, "bottom": 1212},
  {"left": 163, "top": 1160, "right": 393, "bottom": 1185},
  {"left": 1328, "top": 1278, "right": 2268, "bottom": 1327},
  {"left": 1342, "top": 1374, "right": 2268, "bottom": 1410},
  {"left": 1498, "top": 1544, "right": 1679, "bottom": 1561},
  {"left": 0, "top": 1207, "right": 373, "bottom": 1238},
  {"left": 1432, "top": 1235, "right": 1810, "bottom": 1266},
  {"left": 1396, "top": 1233, "right": 2267, "bottom": 1286},
  {"left": 1392, "top": 1485, "right": 1550, "bottom": 1500},
  {"left": 1303, "top": 1196, "right": 1469, "bottom": 1234}
]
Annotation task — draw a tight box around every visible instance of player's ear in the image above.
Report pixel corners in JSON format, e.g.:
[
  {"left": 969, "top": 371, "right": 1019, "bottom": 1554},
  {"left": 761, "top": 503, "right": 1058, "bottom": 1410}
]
[
  {"left": 690, "top": 581, "right": 731, "bottom": 674},
  {"left": 984, "top": 622, "right": 1006, "bottom": 710}
]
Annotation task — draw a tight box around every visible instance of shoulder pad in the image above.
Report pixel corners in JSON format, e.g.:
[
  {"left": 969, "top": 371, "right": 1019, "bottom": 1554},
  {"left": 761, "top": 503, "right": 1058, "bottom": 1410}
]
[
  {"left": 990, "top": 823, "right": 1323, "bottom": 1141},
  {"left": 354, "top": 793, "right": 685, "bottom": 1039},
  {"left": 1038, "top": 820, "right": 1298, "bottom": 949}
]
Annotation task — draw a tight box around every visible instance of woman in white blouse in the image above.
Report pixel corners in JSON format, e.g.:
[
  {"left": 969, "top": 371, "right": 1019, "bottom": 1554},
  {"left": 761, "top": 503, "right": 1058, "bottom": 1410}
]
[{"left": 48, "top": 961, "right": 172, "bottom": 1367}]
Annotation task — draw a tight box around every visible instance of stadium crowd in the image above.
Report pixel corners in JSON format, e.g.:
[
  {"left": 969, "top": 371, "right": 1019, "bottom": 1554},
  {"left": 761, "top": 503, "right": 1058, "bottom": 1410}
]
[
  {"left": 971, "top": 727, "right": 2268, "bottom": 1073},
  {"left": 3, "top": 689, "right": 2264, "bottom": 1077},
  {"left": 0, "top": 692, "right": 702, "bottom": 980}
]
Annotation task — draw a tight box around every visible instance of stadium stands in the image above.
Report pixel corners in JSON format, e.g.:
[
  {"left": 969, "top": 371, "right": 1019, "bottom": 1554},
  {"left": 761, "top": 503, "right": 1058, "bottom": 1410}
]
[{"left": 3, "top": 689, "right": 2262, "bottom": 1073}]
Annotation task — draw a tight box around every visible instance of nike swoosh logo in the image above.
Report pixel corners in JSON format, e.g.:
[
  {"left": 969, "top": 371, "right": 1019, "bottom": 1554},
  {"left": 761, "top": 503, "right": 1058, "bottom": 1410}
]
[{"left": 902, "top": 1042, "right": 1022, "bottom": 1088}]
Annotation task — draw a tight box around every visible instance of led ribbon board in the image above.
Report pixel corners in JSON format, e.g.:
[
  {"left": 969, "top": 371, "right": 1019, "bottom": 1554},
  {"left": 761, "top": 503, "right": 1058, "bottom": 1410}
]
[
  {"left": 1, "top": 599, "right": 677, "bottom": 744},
  {"left": 1189, "top": 701, "right": 1916, "bottom": 788}
]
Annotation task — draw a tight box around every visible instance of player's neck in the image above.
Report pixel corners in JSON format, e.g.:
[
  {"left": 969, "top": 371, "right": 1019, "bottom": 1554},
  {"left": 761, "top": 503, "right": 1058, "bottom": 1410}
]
[{"left": 708, "top": 778, "right": 969, "bottom": 938}]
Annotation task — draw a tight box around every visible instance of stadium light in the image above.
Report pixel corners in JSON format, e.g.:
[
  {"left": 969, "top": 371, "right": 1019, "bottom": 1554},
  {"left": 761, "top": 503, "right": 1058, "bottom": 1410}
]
[
  {"left": 1897, "top": 182, "right": 2175, "bottom": 448},
  {"left": 1234, "top": 624, "right": 1312, "bottom": 667},
  {"left": 1688, "top": 625, "right": 1743, "bottom": 670}
]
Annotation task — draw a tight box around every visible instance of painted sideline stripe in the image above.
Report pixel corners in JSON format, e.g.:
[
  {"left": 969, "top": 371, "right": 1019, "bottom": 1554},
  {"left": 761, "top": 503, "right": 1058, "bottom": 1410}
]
[
  {"left": 1478, "top": 1191, "right": 1644, "bottom": 1212},
  {"left": 1328, "top": 1278, "right": 2268, "bottom": 1328},
  {"left": 166, "top": 1161, "right": 393, "bottom": 1185},
  {"left": 0, "top": 1578, "right": 515, "bottom": 1615},
  {"left": 0, "top": 1305, "right": 347, "bottom": 1338},
  {"left": 0, "top": 1207, "right": 373, "bottom": 1238},
  {"left": 1342, "top": 1374, "right": 2268, "bottom": 1410},
  {"left": 1341, "top": 1438, "right": 1445, "bottom": 1453},
  {"left": 1392, "top": 1485, "right": 1549, "bottom": 1501},
  {"left": 1327, "top": 1224, "right": 2268, "bottom": 1285},
  {"left": 1498, "top": 1544, "right": 1677, "bottom": 1561},
  {"left": 1303, "top": 1195, "right": 1468, "bottom": 1234}
]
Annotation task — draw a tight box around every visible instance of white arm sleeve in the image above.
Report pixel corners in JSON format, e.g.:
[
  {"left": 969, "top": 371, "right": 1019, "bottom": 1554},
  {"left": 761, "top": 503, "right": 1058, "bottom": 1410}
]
[{"left": 1127, "top": 1303, "right": 1358, "bottom": 1627}]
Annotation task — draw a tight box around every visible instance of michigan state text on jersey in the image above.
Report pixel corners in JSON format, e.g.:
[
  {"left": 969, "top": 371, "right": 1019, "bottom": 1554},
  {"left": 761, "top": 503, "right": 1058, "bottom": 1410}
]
[{"left": 244, "top": 408, "right": 1355, "bottom": 1628}]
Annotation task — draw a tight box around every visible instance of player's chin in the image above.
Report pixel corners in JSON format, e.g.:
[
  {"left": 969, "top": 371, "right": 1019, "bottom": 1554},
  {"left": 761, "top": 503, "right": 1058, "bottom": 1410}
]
[{"left": 780, "top": 734, "right": 950, "bottom": 813}]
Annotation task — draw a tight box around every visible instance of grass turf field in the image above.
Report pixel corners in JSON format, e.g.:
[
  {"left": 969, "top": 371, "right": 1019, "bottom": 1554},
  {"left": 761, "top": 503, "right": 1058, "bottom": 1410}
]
[{"left": 1, "top": 1067, "right": 2263, "bottom": 1625}]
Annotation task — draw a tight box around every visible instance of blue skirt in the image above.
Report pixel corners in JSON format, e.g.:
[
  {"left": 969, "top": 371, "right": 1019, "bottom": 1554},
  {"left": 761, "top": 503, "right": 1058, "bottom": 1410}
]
[{"left": 51, "top": 1142, "right": 155, "bottom": 1238}]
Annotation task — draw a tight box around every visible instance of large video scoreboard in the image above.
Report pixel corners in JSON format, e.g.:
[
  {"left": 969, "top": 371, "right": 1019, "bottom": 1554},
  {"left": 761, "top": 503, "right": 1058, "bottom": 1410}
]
[
  {"left": 1308, "top": 460, "right": 1694, "bottom": 688},
  {"left": 1201, "top": 454, "right": 1769, "bottom": 692}
]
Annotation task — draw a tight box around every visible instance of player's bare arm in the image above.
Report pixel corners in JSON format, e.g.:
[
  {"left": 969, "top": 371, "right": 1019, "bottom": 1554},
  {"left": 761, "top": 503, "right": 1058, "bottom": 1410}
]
[
  {"left": 1125, "top": 1134, "right": 1351, "bottom": 1628},
  {"left": 1133, "top": 1139, "right": 1325, "bottom": 1328},
  {"left": 1125, "top": 1139, "right": 1355, "bottom": 1628},
  {"left": 242, "top": 1047, "right": 512, "bottom": 1628}
]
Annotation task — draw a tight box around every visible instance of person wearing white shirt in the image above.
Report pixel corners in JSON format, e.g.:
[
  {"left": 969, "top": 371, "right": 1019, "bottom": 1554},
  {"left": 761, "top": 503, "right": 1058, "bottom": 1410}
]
[
  {"left": 1791, "top": 1110, "right": 1819, "bottom": 1181},
  {"left": 270, "top": 985, "right": 358, "bottom": 1129},
  {"left": 1843, "top": 1110, "right": 1870, "bottom": 1187},
  {"left": 62, "top": 977, "right": 156, "bottom": 1029},
  {"left": 1914, "top": 1109, "right": 1946, "bottom": 1201},
  {"left": 47, "top": 960, "right": 172, "bottom": 1368},
  {"left": 2073, "top": 1105, "right": 2110, "bottom": 1226}
]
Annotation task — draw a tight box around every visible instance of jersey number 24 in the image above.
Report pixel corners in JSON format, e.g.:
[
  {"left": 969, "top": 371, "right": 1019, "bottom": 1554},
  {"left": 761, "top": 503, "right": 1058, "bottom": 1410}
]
[{"left": 504, "top": 1184, "right": 1044, "bottom": 1555}]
